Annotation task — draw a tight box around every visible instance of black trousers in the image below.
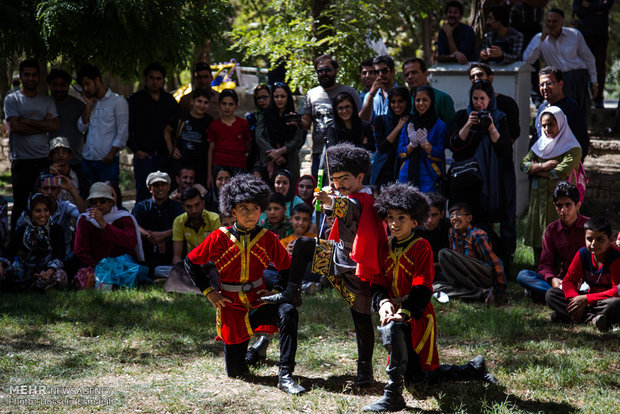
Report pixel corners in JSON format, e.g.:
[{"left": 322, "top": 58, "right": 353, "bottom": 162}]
[
  {"left": 545, "top": 287, "right": 620, "bottom": 324},
  {"left": 10, "top": 157, "right": 49, "bottom": 231},
  {"left": 224, "top": 302, "right": 298, "bottom": 377}
]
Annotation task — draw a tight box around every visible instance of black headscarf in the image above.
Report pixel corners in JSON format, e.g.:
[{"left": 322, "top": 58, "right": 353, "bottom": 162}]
[
  {"left": 411, "top": 86, "right": 438, "bottom": 131},
  {"left": 262, "top": 82, "right": 297, "bottom": 148},
  {"left": 387, "top": 86, "right": 412, "bottom": 126},
  {"left": 331, "top": 92, "right": 364, "bottom": 146}
]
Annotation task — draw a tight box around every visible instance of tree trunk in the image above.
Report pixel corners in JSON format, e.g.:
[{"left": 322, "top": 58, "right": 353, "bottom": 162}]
[
  {"left": 311, "top": 0, "right": 331, "bottom": 54},
  {"left": 421, "top": 18, "right": 433, "bottom": 64}
]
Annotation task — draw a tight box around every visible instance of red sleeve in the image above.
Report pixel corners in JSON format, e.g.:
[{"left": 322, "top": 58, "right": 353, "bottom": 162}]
[
  {"left": 187, "top": 229, "right": 222, "bottom": 265},
  {"left": 562, "top": 251, "right": 583, "bottom": 299},
  {"left": 268, "top": 231, "right": 291, "bottom": 271},
  {"left": 411, "top": 239, "right": 435, "bottom": 291},
  {"left": 538, "top": 225, "right": 556, "bottom": 282},
  {"left": 586, "top": 256, "right": 620, "bottom": 304},
  {"left": 73, "top": 217, "right": 97, "bottom": 267},
  {"left": 102, "top": 216, "right": 137, "bottom": 250}
]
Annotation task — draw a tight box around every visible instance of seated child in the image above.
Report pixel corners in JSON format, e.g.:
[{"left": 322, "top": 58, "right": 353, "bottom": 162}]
[
  {"left": 415, "top": 192, "right": 449, "bottom": 274},
  {"left": 517, "top": 182, "right": 588, "bottom": 301},
  {"left": 184, "top": 174, "right": 305, "bottom": 395},
  {"left": 0, "top": 194, "right": 67, "bottom": 292},
  {"left": 434, "top": 202, "right": 506, "bottom": 306},
  {"left": 258, "top": 192, "right": 294, "bottom": 239},
  {"left": 364, "top": 183, "right": 495, "bottom": 412},
  {"left": 545, "top": 217, "right": 620, "bottom": 332}
]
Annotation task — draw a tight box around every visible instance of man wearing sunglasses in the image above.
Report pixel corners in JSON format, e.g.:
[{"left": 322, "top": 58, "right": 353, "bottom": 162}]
[
  {"left": 517, "top": 182, "right": 588, "bottom": 302},
  {"left": 300, "top": 55, "right": 362, "bottom": 177},
  {"left": 359, "top": 55, "right": 398, "bottom": 124}
]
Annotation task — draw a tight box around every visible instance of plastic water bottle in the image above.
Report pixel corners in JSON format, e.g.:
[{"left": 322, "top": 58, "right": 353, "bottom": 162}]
[{"left": 11, "top": 257, "right": 24, "bottom": 279}]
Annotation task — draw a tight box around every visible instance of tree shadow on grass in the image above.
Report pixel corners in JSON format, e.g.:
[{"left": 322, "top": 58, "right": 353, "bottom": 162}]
[{"left": 407, "top": 382, "right": 577, "bottom": 413}]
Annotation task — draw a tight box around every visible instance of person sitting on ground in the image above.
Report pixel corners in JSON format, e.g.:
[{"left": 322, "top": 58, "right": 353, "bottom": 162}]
[
  {"left": 295, "top": 174, "right": 316, "bottom": 209},
  {"left": 397, "top": 86, "right": 446, "bottom": 193},
  {"left": 521, "top": 106, "right": 581, "bottom": 263},
  {"left": 165, "top": 88, "right": 213, "bottom": 186},
  {"left": 42, "top": 136, "right": 91, "bottom": 204},
  {"left": 517, "top": 182, "right": 588, "bottom": 302},
  {"left": 437, "top": 1, "right": 478, "bottom": 64},
  {"left": 272, "top": 169, "right": 304, "bottom": 217},
  {"left": 434, "top": 203, "right": 507, "bottom": 306},
  {"left": 73, "top": 182, "right": 144, "bottom": 268},
  {"left": 168, "top": 165, "right": 208, "bottom": 203},
  {"left": 480, "top": 5, "right": 524, "bottom": 64},
  {"left": 185, "top": 174, "right": 305, "bottom": 394},
  {"left": 171, "top": 187, "right": 221, "bottom": 268},
  {"left": 205, "top": 166, "right": 232, "bottom": 214},
  {"left": 545, "top": 217, "right": 620, "bottom": 332},
  {"left": 258, "top": 192, "right": 294, "bottom": 240},
  {"left": 364, "top": 183, "right": 496, "bottom": 412},
  {"left": 0, "top": 194, "right": 67, "bottom": 292},
  {"left": 17, "top": 174, "right": 83, "bottom": 260},
  {"left": 416, "top": 192, "right": 450, "bottom": 274},
  {"left": 132, "top": 171, "right": 183, "bottom": 280}
]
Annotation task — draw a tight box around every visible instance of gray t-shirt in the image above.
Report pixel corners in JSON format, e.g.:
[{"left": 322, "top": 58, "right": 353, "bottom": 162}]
[
  {"left": 4, "top": 90, "right": 58, "bottom": 160},
  {"left": 55, "top": 96, "right": 86, "bottom": 163},
  {"left": 303, "top": 84, "right": 362, "bottom": 154}
]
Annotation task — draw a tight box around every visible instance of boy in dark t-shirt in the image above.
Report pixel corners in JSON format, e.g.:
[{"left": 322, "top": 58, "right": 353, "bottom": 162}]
[
  {"left": 164, "top": 89, "right": 213, "bottom": 184},
  {"left": 416, "top": 193, "right": 449, "bottom": 274},
  {"left": 546, "top": 217, "right": 620, "bottom": 332}
]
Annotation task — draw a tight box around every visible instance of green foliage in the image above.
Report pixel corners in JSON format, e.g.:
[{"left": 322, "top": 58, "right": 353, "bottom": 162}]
[
  {"left": 1, "top": 0, "right": 233, "bottom": 80},
  {"left": 231, "top": 0, "right": 440, "bottom": 91}
]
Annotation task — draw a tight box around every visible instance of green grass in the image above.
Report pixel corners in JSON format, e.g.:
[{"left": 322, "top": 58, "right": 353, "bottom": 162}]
[{"left": 1, "top": 281, "right": 618, "bottom": 413}]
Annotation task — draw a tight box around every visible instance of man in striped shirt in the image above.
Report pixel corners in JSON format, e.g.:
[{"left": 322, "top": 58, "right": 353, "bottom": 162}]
[{"left": 433, "top": 203, "right": 507, "bottom": 306}]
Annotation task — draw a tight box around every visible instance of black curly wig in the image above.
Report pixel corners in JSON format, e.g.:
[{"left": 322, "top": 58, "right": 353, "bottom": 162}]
[
  {"left": 326, "top": 142, "right": 371, "bottom": 177},
  {"left": 219, "top": 174, "right": 271, "bottom": 215},
  {"left": 375, "top": 182, "right": 430, "bottom": 225}
]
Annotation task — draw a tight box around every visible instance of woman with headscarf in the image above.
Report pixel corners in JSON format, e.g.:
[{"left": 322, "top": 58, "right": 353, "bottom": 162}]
[
  {"left": 205, "top": 166, "right": 233, "bottom": 214},
  {"left": 246, "top": 84, "right": 271, "bottom": 169},
  {"left": 397, "top": 86, "right": 447, "bottom": 192},
  {"left": 448, "top": 80, "right": 511, "bottom": 223},
  {"left": 326, "top": 92, "right": 374, "bottom": 152},
  {"left": 371, "top": 86, "right": 412, "bottom": 186},
  {"left": 521, "top": 106, "right": 582, "bottom": 254},
  {"left": 0, "top": 194, "right": 67, "bottom": 292},
  {"left": 255, "top": 82, "right": 304, "bottom": 182}
]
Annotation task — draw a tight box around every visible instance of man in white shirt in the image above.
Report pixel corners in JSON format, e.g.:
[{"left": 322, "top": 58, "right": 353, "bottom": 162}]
[
  {"left": 76, "top": 64, "right": 129, "bottom": 186},
  {"left": 523, "top": 8, "right": 597, "bottom": 114}
]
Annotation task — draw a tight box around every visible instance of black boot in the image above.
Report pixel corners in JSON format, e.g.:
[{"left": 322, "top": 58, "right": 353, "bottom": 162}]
[
  {"left": 355, "top": 360, "right": 375, "bottom": 388},
  {"left": 362, "top": 324, "right": 407, "bottom": 412},
  {"left": 261, "top": 282, "right": 302, "bottom": 307},
  {"left": 245, "top": 335, "right": 271, "bottom": 366},
  {"left": 427, "top": 355, "right": 498, "bottom": 384},
  {"left": 278, "top": 366, "right": 306, "bottom": 395},
  {"left": 467, "top": 355, "right": 498, "bottom": 384}
]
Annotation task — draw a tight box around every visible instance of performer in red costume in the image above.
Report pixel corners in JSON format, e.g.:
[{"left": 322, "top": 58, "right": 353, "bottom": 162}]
[
  {"left": 184, "top": 174, "right": 305, "bottom": 395},
  {"left": 364, "top": 182, "right": 497, "bottom": 412},
  {"left": 263, "top": 142, "right": 388, "bottom": 387}
]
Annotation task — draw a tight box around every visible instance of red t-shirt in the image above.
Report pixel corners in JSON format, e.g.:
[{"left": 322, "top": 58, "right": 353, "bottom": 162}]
[{"left": 207, "top": 116, "right": 251, "bottom": 168}]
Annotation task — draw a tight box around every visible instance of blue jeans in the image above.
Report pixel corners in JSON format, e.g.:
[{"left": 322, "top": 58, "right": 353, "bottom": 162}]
[
  {"left": 82, "top": 157, "right": 120, "bottom": 184},
  {"left": 516, "top": 270, "right": 551, "bottom": 297}
]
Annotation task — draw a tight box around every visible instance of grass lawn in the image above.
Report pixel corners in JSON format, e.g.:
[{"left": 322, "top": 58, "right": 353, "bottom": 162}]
[{"left": 1, "top": 238, "right": 619, "bottom": 413}]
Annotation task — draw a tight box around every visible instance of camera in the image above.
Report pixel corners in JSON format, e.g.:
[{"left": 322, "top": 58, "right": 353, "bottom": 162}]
[
  {"left": 283, "top": 113, "right": 301, "bottom": 123},
  {"left": 477, "top": 109, "right": 491, "bottom": 130}
]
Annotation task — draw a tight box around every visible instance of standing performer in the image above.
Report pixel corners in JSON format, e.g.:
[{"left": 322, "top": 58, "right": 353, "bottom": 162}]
[
  {"left": 184, "top": 174, "right": 305, "bottom": 395},
  {"left": 364, "top": 182, "right": 497, "bottom": 412},
  {"left": 262, "top": 143, "right": 388, "bottom": 387}
]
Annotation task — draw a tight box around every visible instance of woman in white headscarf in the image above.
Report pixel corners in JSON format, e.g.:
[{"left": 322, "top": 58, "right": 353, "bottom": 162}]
[{"left": 521, "top": 106, "right": 582, "bottom": 255}]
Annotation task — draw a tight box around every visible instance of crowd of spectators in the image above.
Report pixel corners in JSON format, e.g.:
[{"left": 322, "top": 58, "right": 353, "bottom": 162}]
[{"left": 0, "top": 1, "right": 618, "bottom": 331}]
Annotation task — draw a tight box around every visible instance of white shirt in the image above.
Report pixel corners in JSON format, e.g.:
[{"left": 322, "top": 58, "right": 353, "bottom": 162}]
[
  {"left": 523, "top": 27, "right": 597, "bottom": 83},
  {"left": 77, "top": 88, "right": 129, "bottom": 161}
]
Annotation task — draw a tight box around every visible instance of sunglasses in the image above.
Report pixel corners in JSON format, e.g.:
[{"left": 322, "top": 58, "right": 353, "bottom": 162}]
[
  {"left": 88, "top": 198, "right": 110, "bottom": 205},
  {"left": 316, "top": 67, "right": 334, "bottom": 75},
  {"left": 374, "top": 67, "right": 391, "bottom": 75}
]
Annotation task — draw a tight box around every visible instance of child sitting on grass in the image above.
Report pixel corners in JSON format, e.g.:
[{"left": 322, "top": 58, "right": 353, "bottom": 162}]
[
  {"left": 258, "top": 192, "right": 293, "bottom": 239},
  {"left": 365, "top": 182, "right": 496, "bottom": 412},
  {"left": 184, "top": 174, "right": 305, "bottom": 395},
  {"left": 545, "top": 216, "right": 620, "bottom": 332},
  {"left": 0, "top": 194, "right": 67, "bottom": 292}
]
